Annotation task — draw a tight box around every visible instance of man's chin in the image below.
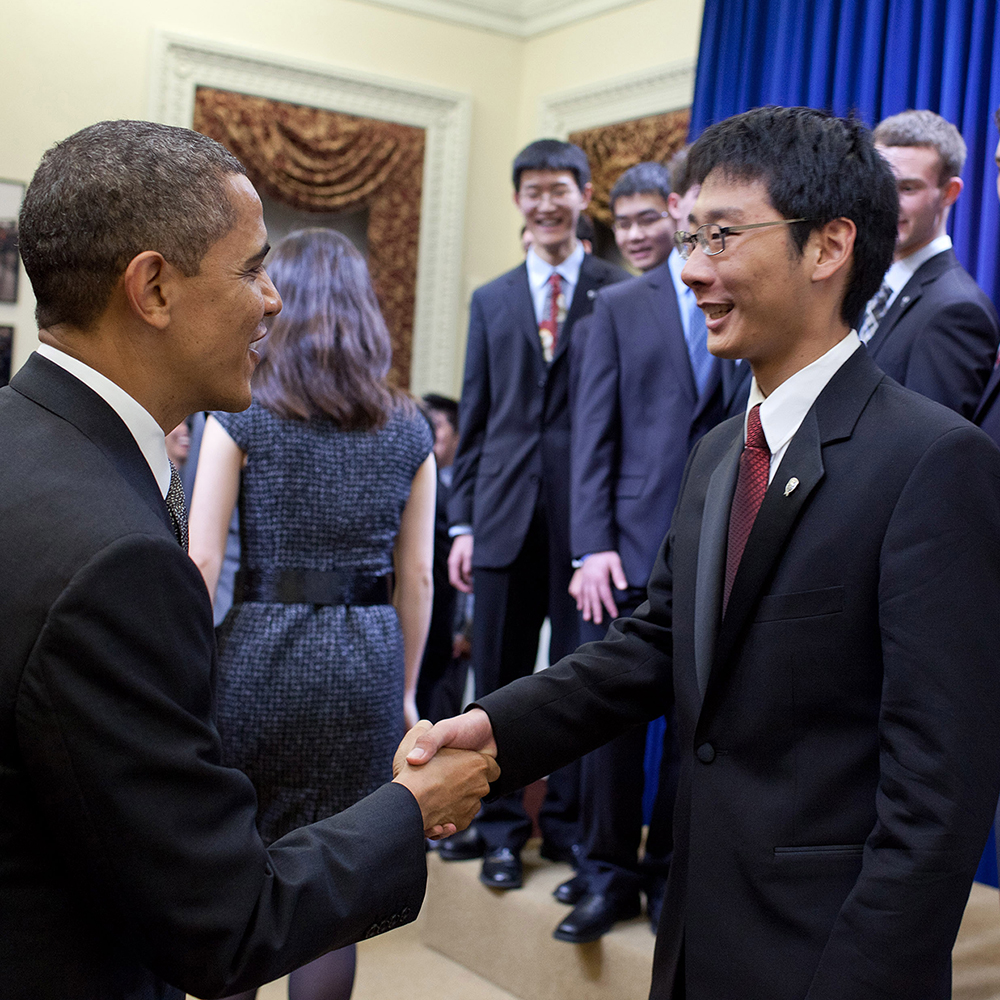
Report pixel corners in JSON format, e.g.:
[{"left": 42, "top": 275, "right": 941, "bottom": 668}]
[
  {"left": 533, "top": 230, "right": 571, "bottom": 251},
  {"left": 210, "top": 384, "right": 254, "bottom": 414}
]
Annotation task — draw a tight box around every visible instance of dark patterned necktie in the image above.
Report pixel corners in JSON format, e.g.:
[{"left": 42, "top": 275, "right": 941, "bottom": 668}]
[
  {"left": 723, "top": 404, "right": 769, "bottom": 614},
  {"left": 165, "top": 461, "right": 188, "bottom": 551},
  {"left": 538, "top": 271, "right": 564, "bottom": 363},
  {"left": 858, "top": 279, "right": 892, "bottom": 344}
]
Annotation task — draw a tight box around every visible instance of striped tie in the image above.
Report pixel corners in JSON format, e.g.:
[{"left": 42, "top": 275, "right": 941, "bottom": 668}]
[{"left": 858, "top": 280, "right": 892, "bottom": 344}]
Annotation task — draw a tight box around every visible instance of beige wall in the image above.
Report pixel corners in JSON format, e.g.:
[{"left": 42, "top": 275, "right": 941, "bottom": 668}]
[
  {"left": 0, "top": 0, "right": 703, "bottom": 389},
  {"left": 518, "top": 0, "right": 702, "bottom": 137}
]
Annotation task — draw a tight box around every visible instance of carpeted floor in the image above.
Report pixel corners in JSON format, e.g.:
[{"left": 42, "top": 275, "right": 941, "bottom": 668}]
[{"left": 234, "top": 873, "right": 1000, "bottom": 1000}]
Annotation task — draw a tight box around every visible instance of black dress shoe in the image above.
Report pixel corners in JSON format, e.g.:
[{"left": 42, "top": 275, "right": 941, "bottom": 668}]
[
  {"left": 552, "top": 892, "right": 641, "bottom": 943},
  {"left": 553, "top": 873, "right": 588, "bottom": 905},
  {"left": 437, "top": 826, "right": 485, "bottom": 861},
  {"left": 480, "top": 848, "right": 523, "bottom": 889},
  {"left": 539, "top": 841, "right": 580, "bottom": 865}
]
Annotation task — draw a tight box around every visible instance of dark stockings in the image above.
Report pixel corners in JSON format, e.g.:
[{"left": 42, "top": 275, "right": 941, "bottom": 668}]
[{"left": 219, "top": 943, "right": 356, "bottom": 1000}]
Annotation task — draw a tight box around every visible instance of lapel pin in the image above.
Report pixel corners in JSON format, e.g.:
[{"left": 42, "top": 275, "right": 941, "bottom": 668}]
[
  {"left": 784, "top": 477, "right": 799, "bottom": 497},
  {"left": 587, "top": 288, "right": 597, "bottom": 299}
]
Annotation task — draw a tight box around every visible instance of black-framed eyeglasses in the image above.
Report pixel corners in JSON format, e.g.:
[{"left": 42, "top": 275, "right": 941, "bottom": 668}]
[
  {"left": 673, "top": 219, "right": 815, "bottom": 260},
  {"left": 612, "top": 210, "right": 671, "bottom": 233}
]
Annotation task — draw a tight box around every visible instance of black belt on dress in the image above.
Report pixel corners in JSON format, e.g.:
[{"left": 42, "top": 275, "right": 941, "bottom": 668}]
[{"left": 237, "top": 567, "right": 393, "bottom": 606}]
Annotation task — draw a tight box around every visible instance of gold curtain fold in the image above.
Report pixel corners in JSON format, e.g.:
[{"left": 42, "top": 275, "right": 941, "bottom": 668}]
[
  {"left": 570, "top": 109, "right": 691, "bottom": 229},
  {"left": 194, "top": 87, "right": 425, "bottom": 387}
]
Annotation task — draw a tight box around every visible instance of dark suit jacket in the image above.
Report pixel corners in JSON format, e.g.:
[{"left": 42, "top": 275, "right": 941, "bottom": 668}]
[
  {"left": 478, "top": 348, "right": 1000, "bottom": 1000},
  {"left": 974, "top": 361, "right": 1000, "bottom": 444},
  {"left": 449, "top": 254, "right": 627, "bottom": 568},
  {"left": 0, "top": 355, "right": 427, "bottom": 1000},
  {"left": 865, "top": 247, "right": 999, "bottom": 418},
  {"left": 571, "top": 260, "right": 750, "bottom": 586}
]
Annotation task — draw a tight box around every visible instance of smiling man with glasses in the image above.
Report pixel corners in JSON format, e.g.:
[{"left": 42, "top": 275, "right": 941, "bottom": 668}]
[
  {"left": 411, "top": 105, "right": 1000, "bottom": 1000},
  {"left": 560, "top": 154, "right": 749, "bottom": 945},
  {"left": 442, "top": 139, "right": 628, "bottom": 889},
  {"left": 674, "top": 217, "right": 814, "bottom": 258}
]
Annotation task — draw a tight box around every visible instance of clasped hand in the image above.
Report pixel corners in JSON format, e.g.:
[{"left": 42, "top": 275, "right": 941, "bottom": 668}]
[{"left": 392, "top": 718, "right": 498, "bottom": 839}]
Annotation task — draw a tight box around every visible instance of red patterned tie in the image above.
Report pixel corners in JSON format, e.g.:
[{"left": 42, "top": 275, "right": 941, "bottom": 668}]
[
  {"left": 723, "top": 403, "right": 769, "bottom": 614},
  {"left": 538, "top": 271, "right": 562, "bottom": 362}
]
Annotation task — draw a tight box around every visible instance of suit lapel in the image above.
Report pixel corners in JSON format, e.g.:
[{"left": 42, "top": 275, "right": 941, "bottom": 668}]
[
  {"left": 712, "top": 408, "right": 826, "bottom": 674},
  {"left": 721, "top": 359, "right": 750, "bottom": 412},
  {"left": 11, "top": 353, "right": 173, "bottom": 536},
  {"left": 693, "top": 430, "right": 741, "bottom": 698},
  {"left": 692, "top": 362, "right": 723, "bottom": 425},
  {"left": 866, "top": 282, "right": 920, "bottom": 355},
  {"left": 867, "top": 250, "right": 956, "bottom": 356},
  {"left": 975, "top": 363, "right": 1000, "bottom": 424},
  {"left": 701, "top": 348, "right": 884, "bottom": 703},
  {"left": 508, "top": 265, "right": 545, "bottom": 365},
  {"left": 552, "top": 256, "right": 607, "bottom": 364},
  {"left": 644, "top": 265, "right": 699, "bottom": 403}
]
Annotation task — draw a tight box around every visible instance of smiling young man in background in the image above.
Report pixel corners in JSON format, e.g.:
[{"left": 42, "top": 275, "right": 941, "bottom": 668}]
[
  {"left": 442, "top": 139, "right": 627, "bottom": 889},
  {"left": 858, "top": 109, "right": 999, "bottom": 417},
  {"left": 558, "top": 154, "right": 749, "bottom": 944}
]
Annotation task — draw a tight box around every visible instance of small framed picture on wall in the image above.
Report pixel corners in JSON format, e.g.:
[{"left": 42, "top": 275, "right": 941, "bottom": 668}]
[
  {"left": 0, "top": 325, "right": 12, "bottom": 387},
  {"left": 0, "top": 179, "right": 25, "bottom": 304}
]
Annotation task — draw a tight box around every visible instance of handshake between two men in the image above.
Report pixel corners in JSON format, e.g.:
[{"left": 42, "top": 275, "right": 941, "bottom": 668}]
[{"left": 392, "top": 717, "right": 498, "bottom": 837}]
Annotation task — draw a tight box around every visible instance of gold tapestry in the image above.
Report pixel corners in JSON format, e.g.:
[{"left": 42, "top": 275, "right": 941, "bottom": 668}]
[
  {"left": 194, "top": 87, "right": 425, "bottom": 387},
  {"left": 570, "top": 109, "right": 690, "bottom": 230}
]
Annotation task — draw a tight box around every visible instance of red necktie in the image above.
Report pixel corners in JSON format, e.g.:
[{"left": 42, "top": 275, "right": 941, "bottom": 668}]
[
  {"left": 723, "top": 403, "right": 769, "bottom": 614},
  {"left": 538, "top": 272, "right": 562, "bottom": 362}
]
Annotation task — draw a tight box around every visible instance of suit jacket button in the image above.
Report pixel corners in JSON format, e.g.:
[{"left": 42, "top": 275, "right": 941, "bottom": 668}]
[
  {"left": 696, "top": 743, "right": 715, "bottom": 763},
  {"left": 538, "top": 378, "right": 546, "bottom": 388}
]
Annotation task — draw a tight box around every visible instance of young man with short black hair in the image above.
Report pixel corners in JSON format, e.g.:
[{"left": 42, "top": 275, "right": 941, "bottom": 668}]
[
  {"left": 558, "top": 154, "right": 749, "bottom": 943},
  {"left": 415, "top": 107, "right": 1000, "bottom": 1000},
  {"left": 443, "top": 139, "right": 627, "bottom": 888}
]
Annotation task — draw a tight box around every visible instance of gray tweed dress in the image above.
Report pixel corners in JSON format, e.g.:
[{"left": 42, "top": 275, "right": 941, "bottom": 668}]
[{"left": 213, "top": 401, "right": 432, "bottom": 844}]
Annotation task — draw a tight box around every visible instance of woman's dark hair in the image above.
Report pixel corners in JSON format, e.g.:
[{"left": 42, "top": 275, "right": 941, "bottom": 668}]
[{"left": 253, "top": 228, "right": 412, "bottom": 430}]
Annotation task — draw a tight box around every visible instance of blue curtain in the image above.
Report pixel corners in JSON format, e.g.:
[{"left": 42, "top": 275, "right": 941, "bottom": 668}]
[
  {"left": 688, "top": 0, "right": 1000, "bottom": 887},
  {"left": 689, "top": 0, "right": 1000, "bottom": 309}
]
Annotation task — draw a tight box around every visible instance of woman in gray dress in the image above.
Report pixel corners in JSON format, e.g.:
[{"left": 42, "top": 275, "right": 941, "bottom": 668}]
[{"left": 189, "top": 229, "right": 435, "bottom": 1000}]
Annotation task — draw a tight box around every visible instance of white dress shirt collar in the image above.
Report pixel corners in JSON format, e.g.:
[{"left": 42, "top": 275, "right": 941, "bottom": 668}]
[
  {"left": 36, "top": 343, "right": 172, "bottom": 498},
  {"left": 745, "top": 330, "right": 861, "bottom": 482},
  {"left": 525, "top": 242, "right": 585, "bottom": 324}
]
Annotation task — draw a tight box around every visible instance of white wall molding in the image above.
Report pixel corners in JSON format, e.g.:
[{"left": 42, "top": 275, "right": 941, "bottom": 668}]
[
  {"left": 538, "top": 59, "right": 695, "bottom": 136},
  {"left": 149, "top": 31, "right": 472, "bottom": 393},
  {"left": 357, "top": 0, "right": 645, "bottom": 38}
]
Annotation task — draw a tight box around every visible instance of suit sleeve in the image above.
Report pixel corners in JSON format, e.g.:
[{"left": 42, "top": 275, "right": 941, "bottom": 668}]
[
  {"left": 897, "top": 294, "right": 999, "bottom": 418},
  {"left": 448, "top": 290, "right": 490, "bottom": 528},
  {"left": 570, "top": 293, "right": 621, "bottom": 560},
  {"left": 804, "top": 425, "right": 1000, "bottom": 999},
  {"left": 17, "top": 534, "right": 426, "bottom": 998}
]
